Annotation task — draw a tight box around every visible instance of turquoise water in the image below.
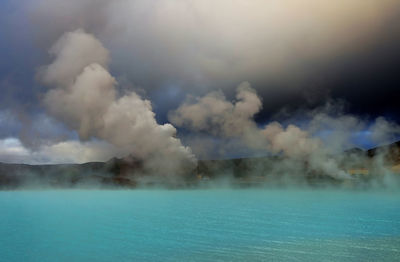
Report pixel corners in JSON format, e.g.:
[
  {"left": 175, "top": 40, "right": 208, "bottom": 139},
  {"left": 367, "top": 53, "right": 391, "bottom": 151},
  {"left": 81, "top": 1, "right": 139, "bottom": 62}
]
[{"left": 0, "top": 190, "right": 399, "bottom": 261}]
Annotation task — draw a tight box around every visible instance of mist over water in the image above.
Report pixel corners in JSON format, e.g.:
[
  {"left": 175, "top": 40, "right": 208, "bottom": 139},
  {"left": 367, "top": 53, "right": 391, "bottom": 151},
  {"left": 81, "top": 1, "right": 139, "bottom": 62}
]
[{"left": 1, "top": 189, "right": 399, "bottom": 262}]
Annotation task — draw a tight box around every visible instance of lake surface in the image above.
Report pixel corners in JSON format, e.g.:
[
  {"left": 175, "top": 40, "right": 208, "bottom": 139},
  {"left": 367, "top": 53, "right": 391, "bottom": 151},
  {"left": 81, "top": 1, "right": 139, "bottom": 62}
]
[{"left": 0, "top": 189, "right": 399, "bottom": 261}]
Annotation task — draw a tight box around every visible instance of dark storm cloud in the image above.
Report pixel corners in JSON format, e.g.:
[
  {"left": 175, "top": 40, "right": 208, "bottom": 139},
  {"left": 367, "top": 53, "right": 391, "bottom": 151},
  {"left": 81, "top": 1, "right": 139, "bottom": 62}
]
[
  {"left": 255, "top": 11, "right": 400, "bottom": 123},
  {"left": 22, "top": 0, "right": 400, "bottom": 122},
  {"left": 0, "top": 2, "right": 39, "bottom": 111}
]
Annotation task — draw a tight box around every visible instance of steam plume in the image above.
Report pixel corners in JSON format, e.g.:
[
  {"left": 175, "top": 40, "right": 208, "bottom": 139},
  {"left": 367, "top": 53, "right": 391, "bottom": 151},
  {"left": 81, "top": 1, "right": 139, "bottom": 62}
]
[
  {"left": 170, "top": 82, "right": 400, "bottom": 179},
  {"left": 40, "top": 29, "right": 196, "bottom": 175}
]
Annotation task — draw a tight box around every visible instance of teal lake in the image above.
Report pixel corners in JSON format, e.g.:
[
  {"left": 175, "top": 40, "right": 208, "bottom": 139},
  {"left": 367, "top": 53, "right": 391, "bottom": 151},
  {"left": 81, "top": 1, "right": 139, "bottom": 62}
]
[{"left": 0, "top": 189, "right": 399, "bottom": 261}]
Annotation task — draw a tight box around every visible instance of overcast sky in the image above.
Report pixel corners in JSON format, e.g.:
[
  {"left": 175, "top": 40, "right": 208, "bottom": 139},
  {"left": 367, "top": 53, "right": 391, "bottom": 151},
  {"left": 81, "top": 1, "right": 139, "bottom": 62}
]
[{"left": 0, "top": 0, "right": 399, "bottom": 163}]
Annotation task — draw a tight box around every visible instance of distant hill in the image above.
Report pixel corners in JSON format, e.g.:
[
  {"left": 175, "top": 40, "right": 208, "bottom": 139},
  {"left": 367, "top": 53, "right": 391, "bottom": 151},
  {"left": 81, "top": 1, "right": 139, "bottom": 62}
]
[
  {"left": 343, "top": 147, "right": 365, "bottom": 155},
  {"left": 367, "top": 141, "right": 400, "bottom": 162},
  {"left": 344, "top": 140, "right": 400, "bottom": 164},
  {"left": 1, "top": 141, "right": 399, "bottom": 189}
]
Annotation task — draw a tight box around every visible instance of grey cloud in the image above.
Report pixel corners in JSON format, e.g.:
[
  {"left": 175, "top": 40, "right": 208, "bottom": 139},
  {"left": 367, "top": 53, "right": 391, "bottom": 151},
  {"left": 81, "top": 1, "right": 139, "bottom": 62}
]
[{"left": 26, "top": 0, "right": 400, "bottom": 94}]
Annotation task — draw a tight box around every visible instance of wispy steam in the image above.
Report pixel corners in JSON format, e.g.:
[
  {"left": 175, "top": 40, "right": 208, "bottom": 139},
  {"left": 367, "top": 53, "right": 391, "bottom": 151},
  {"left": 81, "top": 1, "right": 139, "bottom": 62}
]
[
  {"left": 40, "top": 29, "right": 196, "bottom": 175},
  {"left": 170, "top": 83, "right": 400, "bottom": 179}
]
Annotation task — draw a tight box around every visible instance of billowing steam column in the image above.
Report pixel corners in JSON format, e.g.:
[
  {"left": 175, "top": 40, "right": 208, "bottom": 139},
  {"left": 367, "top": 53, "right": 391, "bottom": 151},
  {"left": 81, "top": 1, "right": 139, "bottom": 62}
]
[
  {"left": 39, "top": 29, "right": 197, "bottom": 176},
  {"left": 170, "top": 82, "right": 350, "bottom": 179}
]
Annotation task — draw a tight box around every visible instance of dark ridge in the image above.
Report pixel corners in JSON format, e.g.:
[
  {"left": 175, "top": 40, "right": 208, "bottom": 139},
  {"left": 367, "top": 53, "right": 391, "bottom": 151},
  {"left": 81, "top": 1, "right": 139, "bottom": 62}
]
[
  {"left": 0, "top": 141, "right": 399, "bottom": 189},
  {"left": 344, "top": 147, "right": 365, "bottom": 155},
  {"left": 367, "top": 140, "right": 400, "bottom": 159}
]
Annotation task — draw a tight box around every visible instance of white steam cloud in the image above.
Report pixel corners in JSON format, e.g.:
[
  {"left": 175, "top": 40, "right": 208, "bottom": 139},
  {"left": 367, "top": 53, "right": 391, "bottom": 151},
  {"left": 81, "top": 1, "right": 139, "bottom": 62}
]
[
  {"left": 170, "top": 83, "right": 400, "bottom": 179},
  {"left": 40, "top": 29, "right": 196, "bottom": 175},
  {"left": 169, "top": 82, "right": 266, "bottom": 149}
]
